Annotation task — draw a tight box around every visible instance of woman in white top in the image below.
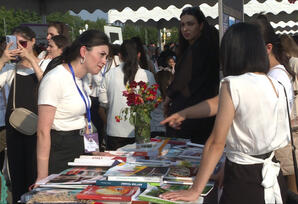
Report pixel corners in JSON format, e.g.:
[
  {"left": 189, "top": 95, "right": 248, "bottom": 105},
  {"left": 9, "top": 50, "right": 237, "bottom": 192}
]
[
  {"left": 98, "top": 39, "right": 156, "bottom": 150},
  {"left": 0, "top": 26, "right": 49, "bottom": 203},
  {"left": 255, "top": 15, "right": 295, "bottom": 112},
  {"left": 160, "top": 23, "right": 289, "bottom": 204},
  {"left": 36, "top": 30, "right": 109, "bottom": 183}
]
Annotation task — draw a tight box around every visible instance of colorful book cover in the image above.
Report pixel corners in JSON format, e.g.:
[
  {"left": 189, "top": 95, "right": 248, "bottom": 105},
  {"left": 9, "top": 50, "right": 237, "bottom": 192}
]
[
  {"left": 43, "top": 167, "right": 108, "bottom": 185},
  {"left": 96, "top": 180, "right": 148, "bottom": 189},
  {"left": 104, "top": 163, "right": 169, "bottom": 183},
  {"left": 23, "top": 188, "right": 81, "bottom": 203},
  {"left": 165, "top": 166, "right": 198, "bottom": 179},
  {"left": 76, "top": 185, "right": 140, "bottom": 202},
  {"left": 138, "top": 184, "right": 209, "bottom": 204}
]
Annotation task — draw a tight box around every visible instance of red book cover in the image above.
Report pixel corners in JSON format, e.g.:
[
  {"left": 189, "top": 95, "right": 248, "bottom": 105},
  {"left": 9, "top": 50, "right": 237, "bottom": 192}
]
[{"left": 76, "top": 185, "right": 140, "bottom": 202}]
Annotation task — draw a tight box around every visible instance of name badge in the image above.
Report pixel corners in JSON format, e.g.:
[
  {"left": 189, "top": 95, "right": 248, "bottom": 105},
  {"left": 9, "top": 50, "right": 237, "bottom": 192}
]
[{"left": 83, "top": 132, "right": 99, "bottom": 153}]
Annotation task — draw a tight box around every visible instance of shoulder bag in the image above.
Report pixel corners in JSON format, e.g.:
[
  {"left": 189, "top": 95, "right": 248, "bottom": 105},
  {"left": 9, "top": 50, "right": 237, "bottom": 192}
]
[
  {"left": 277, "top": 81, "right": 298, "bottom": 190},
  {"left": 8, "top": 69, "right": 38, "bottom": 135}
]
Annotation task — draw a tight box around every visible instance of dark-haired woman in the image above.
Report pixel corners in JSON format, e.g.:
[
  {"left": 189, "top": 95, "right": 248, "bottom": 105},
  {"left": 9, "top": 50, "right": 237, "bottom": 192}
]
[
  {"left": 46, "top": 35, "right": 69, "bottom": 59},
  {"left": 254, "top": 15, "right": 295, "bottom": 114},
  {"left": 165, "top": 6, "right": 219, "bottom": 145},
  {"left": 36, "top": 30, "right": 109, "bottom": 183},
  {"left": 0, "top": 25, "right": 49, "bottom": 203},
  {"left": 98, "top": 39, "right": 156, "bottom": 150},
  {"left": 39, "top": 21, "right": 70, "bottom": 60},
  {"left": 161, "top": 23, "right": 288, "bottom": 204}
]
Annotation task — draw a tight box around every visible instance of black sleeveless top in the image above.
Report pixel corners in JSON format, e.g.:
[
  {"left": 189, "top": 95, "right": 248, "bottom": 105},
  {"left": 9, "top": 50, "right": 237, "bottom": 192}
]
[{"left": 5, "top": 72, "right": 38, "bottom": 124}]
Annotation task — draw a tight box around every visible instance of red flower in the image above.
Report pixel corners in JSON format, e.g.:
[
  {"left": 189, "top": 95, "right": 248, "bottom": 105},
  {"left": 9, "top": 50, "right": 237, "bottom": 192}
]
[
  {"left": 288, "top": 0, "right": 296, "bottom": 3},
  {"left": 135, "top": 95, "right": 144, "bottom": 105},
  {"left": 115, "top": 116, "right": 121, "bottom": 122},
  {"left": 152, "top": 84, "right": 159, "bottom": 90},
  {"left": 129, "top": 81, "right": 138, "bottom": 88},
  {"left": 127, "top": 92, "right": 136, "bottom": 106}
]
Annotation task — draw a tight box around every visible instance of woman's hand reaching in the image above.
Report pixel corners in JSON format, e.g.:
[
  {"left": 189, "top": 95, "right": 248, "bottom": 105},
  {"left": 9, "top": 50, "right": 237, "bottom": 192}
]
[
  {"left": 160, "top": 111, "right": 186, "bottom": 129},
  {"left": 159, "top": 188, "right": 200, "bottom": 202}
]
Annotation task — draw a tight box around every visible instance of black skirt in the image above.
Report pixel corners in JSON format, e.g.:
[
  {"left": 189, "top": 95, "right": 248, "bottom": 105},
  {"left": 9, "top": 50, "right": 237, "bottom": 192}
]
[
  {"left": 220, "top": 158, "right": 287, "bottom": 204},
  {"left": 49, "top": 129, "right": 84, "bottom": 174}
]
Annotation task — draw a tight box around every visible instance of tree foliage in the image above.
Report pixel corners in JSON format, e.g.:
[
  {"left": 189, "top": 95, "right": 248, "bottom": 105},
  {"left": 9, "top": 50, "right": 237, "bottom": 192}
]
[
  {"left": 0, "top": 6, "right": 41, "bottom": 36},
  {"left": 123, "top": 24, "right": 159, "bottom": 45}
]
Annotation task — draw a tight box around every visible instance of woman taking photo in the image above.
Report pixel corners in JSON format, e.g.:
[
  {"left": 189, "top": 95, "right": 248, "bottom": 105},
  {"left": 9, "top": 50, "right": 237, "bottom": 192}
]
[
  {"left": 98, "top": 39, "right": 156, "bottom": 150},
  {"left": 164, "top": 6, "right": 219, "bottom": 145},
  {"left": 36, "top": 30, "right": 109, "bottom": 183},
  {"left": 0, "top": 25, "right": 48, "bottom": 203},
  {"left": 161, "top": 23, "right": 289, "bottom": 204}
]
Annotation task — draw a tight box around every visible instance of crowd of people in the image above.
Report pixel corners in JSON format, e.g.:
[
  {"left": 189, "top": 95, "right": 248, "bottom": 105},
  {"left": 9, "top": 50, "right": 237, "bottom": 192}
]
[{"left": 0, "top": 5, "right": 297, "bottom": 204}]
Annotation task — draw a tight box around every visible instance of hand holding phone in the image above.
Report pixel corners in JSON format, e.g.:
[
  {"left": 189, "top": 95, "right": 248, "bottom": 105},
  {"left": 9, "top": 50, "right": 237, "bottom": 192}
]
[
  {"left": 6, "top": 35, "right": 17, "bottom": 50},
  {"left": 1, "top": 35, "right": 21, "bottom": 64}
]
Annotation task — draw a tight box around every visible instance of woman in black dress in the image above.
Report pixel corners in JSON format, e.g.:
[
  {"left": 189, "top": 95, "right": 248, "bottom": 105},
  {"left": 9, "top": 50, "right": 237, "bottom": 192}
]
[{"left": 165, "top": 6, "right": 219, "bottom": 144}]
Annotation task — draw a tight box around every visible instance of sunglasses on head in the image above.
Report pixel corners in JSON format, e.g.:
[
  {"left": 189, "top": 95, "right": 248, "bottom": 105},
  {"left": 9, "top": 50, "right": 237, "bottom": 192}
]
[{"left": 19, "top": 40, "right": 27, "bottom": 48}]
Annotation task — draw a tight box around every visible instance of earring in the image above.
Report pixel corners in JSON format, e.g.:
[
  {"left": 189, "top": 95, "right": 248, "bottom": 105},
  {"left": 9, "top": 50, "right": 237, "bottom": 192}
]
[{"left": 80, "top": 56, "right": 86, "bottom": 64}]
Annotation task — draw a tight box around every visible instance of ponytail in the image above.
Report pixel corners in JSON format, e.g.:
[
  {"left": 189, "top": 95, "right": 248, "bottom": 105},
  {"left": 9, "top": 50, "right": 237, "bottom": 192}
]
[{"left": 121, "top": 40, "right": 139, "bottom": 85}]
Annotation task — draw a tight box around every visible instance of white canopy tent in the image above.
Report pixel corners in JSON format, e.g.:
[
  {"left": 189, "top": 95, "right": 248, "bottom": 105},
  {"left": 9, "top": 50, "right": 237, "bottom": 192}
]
[
  {"left": 108, "top": 0, "right": 298, "bottom": 34},
  {"left": 0, "top": 0, "right": 296, "bottom": 33}
]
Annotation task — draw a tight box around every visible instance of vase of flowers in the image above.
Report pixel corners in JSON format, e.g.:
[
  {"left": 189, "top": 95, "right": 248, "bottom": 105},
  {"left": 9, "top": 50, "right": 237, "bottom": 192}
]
[{"left": 115, "top": 81, "right": 162, "bottom": 145}]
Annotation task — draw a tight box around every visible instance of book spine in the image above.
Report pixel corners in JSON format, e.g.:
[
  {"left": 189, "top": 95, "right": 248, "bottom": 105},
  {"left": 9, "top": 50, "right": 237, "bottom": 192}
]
[
  {"left": 96, "top": 180, "right": 147, "bottom": 188},
  {"left": 77, "top": 194, "right": 131, "bottom": 202},
  {"left": 108, "top": 176, "right": 161, "bottom": 183}
]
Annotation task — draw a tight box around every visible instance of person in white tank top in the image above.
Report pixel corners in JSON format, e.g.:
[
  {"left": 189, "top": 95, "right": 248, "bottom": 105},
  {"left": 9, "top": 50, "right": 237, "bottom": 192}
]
[{"left": 160, "top": 23, "right": 289, "bottom": 204}]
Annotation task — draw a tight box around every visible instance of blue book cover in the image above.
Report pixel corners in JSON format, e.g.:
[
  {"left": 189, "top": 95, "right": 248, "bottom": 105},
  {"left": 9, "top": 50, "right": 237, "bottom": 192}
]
[{"left": 96, "top": 180, "right": 147, "bottom": 188}]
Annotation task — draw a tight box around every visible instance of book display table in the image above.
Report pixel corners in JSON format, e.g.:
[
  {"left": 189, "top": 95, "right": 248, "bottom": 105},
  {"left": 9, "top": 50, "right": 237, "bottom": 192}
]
[{"left": 21, "top": 138, "right": 223, "bottom": 204}]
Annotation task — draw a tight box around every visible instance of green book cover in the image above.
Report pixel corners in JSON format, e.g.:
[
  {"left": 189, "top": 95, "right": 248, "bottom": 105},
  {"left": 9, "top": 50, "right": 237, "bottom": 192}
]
[{"left": 138, "top": 183, "right": 212, "bottom": 204}]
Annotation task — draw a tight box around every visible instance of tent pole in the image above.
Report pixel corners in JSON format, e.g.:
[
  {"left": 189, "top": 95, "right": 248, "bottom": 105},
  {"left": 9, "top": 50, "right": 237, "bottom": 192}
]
[{"left": 41, "top": 15, "right": 47, "bottom": 24}]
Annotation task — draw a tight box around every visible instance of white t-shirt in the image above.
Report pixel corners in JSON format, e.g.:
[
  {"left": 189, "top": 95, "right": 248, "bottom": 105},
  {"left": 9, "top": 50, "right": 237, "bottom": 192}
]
[
  {"left": 38, "top": 64, "right": 91, "bottom": 131},
  {"left": 267, "top": 64, "right": 294, "bottom": 112},
  {"left": 223, "top": 73, "right": 290, "bottom": 155},
  {"left": 98, "top": 63, "right": 156, "bottom": 138}
]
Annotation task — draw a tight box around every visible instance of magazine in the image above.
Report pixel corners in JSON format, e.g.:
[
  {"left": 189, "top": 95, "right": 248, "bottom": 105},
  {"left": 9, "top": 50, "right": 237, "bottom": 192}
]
[
  {"left": 23, "top": 188, "right": 81, "bottom": 204},
  {"left": 104, "top": 163, "right": 170, "bottom": 183},
  {"left": 40, "top": 167, "right": 108, "bottom": 187},
  {"left": 76, "top": 185, "right": 140, "bottom": 202}
]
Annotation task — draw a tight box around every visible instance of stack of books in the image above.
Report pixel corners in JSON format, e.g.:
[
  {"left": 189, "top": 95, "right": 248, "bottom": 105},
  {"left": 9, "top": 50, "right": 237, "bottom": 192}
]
[{"left": 22, "top": 139, "right": 220, "bottom": 204}]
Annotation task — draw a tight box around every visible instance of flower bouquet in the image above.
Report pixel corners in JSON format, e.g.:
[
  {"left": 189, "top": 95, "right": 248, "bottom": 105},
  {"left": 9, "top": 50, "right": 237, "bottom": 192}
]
[{"left": 115, "top": 81, "right": 162, "bottom": 144}]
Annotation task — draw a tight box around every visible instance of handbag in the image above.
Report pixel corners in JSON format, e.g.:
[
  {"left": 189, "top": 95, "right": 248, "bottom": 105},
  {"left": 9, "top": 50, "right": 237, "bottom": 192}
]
[{"left": 8, "top": 69, "right": 38, "bottom": 135}]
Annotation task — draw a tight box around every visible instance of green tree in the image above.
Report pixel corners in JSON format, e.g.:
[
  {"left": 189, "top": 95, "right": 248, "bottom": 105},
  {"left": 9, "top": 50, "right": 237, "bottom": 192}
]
[
  {"left": 123, "top": 24, "right": 159, "bottom": 45},
  {"left": 0, "top": 6, "right": 41, "bottom": 36},
  {"left": 167, "top": 27, "right": 179, "bottom": 44}
]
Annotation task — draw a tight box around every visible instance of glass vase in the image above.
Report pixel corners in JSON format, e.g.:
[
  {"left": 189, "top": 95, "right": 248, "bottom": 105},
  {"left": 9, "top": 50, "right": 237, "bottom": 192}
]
[{"left": 135, "top": 122, "right": 151, "bottom": 145}]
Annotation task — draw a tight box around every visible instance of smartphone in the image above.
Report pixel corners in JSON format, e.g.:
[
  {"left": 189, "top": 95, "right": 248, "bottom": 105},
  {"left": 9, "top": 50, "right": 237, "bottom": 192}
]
[{"left": 6, "top": 35, "right": 17, "bottom": 50}]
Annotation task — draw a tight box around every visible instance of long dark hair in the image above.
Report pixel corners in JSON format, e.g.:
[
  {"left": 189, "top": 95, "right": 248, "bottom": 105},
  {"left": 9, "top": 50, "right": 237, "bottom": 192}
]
[
  {"left": 130, "top": 37, "right": 150, "bottom": 71},
  {"left": 44, "top": 30, "right": 109, "bottom": 77},
  {"left": 221, "top": 23, "right": 269, "bottom": 77},
  {"left": 12, "top": 25, "right": 36, "bottom": 40},
  {"left": 155, "top": 70, "right": 173, "bottom": 99},
  {"left": 177, "top": 6, "right": 218, "bottom": 58},
  {"left": 254, "top": 14, "right": 295, "bottom": 81},
  {"left": 121, "top": 39, "right": 139, "bottom": 85}
]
